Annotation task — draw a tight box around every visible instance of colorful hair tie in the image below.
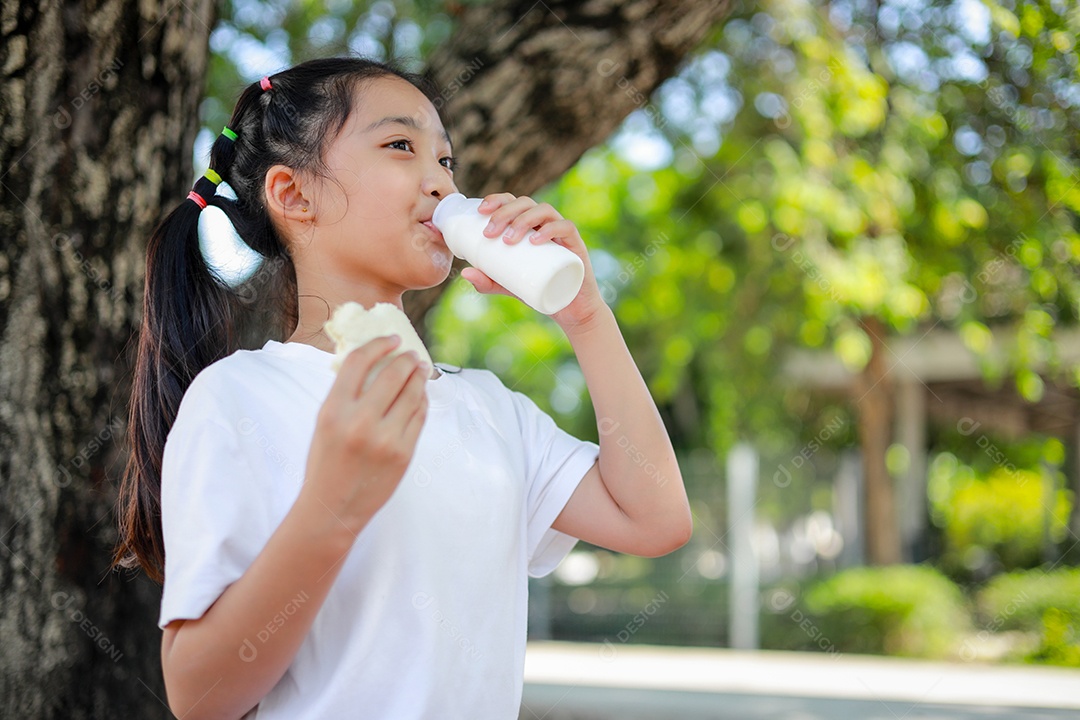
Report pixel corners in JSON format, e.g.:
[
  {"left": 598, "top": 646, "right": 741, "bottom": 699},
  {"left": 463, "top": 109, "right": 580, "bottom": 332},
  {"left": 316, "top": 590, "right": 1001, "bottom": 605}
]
[
  {"left": 260, "top": 76, "right": 273, "bottom": 91},
  {"left": 187, "top": 190, "right": 208, "bottom": 209},
  {"left": 221, "top": 126, "right": 238, "bottom": 141},
  {"left": 188, "top": 166, "right": 226, "bottom": 209}
]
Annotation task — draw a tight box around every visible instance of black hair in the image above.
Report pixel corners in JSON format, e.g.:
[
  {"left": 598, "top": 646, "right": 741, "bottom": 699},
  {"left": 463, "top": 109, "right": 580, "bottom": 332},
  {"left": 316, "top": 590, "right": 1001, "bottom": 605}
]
[{"left": 113, "top": 56, "right": 449, "bottom": 583}]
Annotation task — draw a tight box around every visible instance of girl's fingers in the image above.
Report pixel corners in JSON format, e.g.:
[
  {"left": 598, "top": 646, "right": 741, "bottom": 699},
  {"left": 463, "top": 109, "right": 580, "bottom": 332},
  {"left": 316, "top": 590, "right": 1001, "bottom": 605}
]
[
  {"left": 335, "top": 335, "right": 402, "bottom": 402},
  {"left": 384, "top": 362, "right": 429, "bottom": 427},
  {"left": 491, "top": 202, "right": 563, "bottom": 243},
  {"left": 476, "top": 195, "right": 574, "bottom": 249},
  {"left": 477, "top": 193, "right": 517, "bottom": 215},
  {"left": 516, "top": 217, "right": 576, "bottom": 247},
  {"left": 462, "top": 267, "right": 517, "bottom": 298},
  {"left": 481, "top": 196, "right": 539, "bottom": 237},
  {"left": 401, "top": 395, "right": 428, "bottom": 451},
  {"left": 359, "top": 351, "right": 425, "bottom": 416}
]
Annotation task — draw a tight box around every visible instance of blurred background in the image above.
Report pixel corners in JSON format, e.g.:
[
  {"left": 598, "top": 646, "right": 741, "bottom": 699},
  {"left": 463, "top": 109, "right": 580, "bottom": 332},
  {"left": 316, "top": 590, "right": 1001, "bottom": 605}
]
[{"left": 193, "top": 0, "right": 1080, "bottom": 670}]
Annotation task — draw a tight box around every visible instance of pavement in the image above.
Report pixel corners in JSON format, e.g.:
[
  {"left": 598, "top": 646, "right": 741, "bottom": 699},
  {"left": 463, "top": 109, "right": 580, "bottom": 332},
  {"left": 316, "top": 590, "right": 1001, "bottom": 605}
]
[{"left": 519, "top": 641, "right": 1080, "bottom": 720}]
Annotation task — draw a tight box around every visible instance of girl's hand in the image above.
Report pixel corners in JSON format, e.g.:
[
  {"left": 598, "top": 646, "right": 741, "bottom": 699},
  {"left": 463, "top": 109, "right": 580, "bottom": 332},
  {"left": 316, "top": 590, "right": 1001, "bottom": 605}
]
[
  {"left": 463, "top": 193, "right": 608, "bottom": 332},
  {"left": 302, "top": 336, "right": 429, "bottom": 535}
]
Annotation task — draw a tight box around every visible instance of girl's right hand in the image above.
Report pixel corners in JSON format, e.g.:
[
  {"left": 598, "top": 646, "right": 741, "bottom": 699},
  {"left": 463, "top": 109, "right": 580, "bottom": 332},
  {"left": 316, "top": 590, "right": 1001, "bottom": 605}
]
[{"left": 301, "top": 335, "right": 429, "bottom": 535}]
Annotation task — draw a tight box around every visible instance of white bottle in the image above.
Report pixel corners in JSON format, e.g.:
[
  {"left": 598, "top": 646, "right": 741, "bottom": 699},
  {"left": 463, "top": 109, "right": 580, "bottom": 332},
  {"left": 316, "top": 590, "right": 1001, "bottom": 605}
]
[{"left": 431, "top": 193, "right": 584, "bottom": 315}]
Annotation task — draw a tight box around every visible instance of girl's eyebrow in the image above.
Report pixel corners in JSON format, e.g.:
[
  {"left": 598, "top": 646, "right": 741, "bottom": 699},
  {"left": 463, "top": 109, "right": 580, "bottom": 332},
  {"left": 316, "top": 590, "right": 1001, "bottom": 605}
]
[{"left": 364, "top": 115, "right": 452, "bottom": 148}]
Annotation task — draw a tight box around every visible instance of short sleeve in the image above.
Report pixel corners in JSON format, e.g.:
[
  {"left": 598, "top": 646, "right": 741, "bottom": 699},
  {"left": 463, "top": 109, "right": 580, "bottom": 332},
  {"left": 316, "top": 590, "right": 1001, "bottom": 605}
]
[
  {"left": 157, "top": 412, "right": 277, "bottom": 629},
  {"left": 507, "top": 388, "right": 600, "bottom": 578}
]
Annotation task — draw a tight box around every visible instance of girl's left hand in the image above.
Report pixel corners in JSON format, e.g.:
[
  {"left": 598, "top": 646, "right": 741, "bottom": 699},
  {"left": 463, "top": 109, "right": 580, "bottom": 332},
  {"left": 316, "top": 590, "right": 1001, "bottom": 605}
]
[{"left": 462, "top": 193, "right": 607, "bottom": 332}]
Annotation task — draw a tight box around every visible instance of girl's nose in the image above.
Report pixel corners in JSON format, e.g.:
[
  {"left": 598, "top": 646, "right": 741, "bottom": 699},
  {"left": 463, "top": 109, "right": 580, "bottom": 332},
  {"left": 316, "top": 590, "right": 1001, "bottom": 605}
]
[{"left": 423, "top": 163, "right": 457, "bottom": 199}]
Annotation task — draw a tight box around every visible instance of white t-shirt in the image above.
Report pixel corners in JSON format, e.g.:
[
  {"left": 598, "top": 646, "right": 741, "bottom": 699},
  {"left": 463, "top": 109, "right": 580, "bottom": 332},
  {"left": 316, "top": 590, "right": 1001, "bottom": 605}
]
[{"left": 157, "top": 339, "right": 599, "bottom": 719}]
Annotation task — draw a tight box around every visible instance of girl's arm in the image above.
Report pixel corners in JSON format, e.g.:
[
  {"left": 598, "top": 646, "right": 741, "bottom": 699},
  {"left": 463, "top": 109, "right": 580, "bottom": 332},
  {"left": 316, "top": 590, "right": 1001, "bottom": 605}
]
[
  {"left": 554, "top": 305, "right": 693, "bottom": 555},
  {"left": 463, "top": 194, "right": 693, "bottom": 557}
]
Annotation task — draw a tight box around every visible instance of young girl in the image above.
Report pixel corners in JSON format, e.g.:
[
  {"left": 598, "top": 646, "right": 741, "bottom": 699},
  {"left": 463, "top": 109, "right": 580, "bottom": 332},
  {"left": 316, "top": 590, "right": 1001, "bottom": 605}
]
[{"left": 113, "top": 56, "right": 692, "bottom": 720}]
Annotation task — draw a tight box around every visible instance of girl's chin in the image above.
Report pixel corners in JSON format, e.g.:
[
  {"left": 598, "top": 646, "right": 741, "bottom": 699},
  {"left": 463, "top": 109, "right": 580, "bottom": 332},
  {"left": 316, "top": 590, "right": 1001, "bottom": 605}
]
[{"left": 424, "top": 245, "right": 454, "bottom": 274}]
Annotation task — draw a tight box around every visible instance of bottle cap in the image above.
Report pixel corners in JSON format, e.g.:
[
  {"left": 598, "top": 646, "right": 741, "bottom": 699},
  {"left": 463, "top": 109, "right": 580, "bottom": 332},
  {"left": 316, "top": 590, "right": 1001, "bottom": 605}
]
[{"left": 431, "top": 193, "right": 470, "bottom": 232}]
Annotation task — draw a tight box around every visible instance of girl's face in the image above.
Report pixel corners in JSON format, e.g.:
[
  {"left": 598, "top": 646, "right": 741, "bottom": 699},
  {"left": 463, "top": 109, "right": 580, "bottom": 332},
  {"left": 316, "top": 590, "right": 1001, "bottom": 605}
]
[{"left": 299, "top": 76, "right": 459, "bottom": 293}]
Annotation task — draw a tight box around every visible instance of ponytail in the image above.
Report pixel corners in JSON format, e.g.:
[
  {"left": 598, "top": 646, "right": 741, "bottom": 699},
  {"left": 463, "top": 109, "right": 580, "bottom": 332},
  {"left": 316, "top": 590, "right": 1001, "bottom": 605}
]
[
  {"left": 111, "top": 143, "right": 262, "bottom": 584},
  {"left": 112, "top": 57, "right": 450, "bottom": 583}
]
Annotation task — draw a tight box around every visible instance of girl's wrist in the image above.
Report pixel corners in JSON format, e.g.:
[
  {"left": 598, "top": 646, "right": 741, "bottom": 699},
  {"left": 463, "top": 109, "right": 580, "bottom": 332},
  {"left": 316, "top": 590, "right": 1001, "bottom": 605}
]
[
  {"left": 291, "top": 488, "right": 373, "bottom": 550},
  {"left": 558, "top": 303, "right": 615, "bottom": 340}
]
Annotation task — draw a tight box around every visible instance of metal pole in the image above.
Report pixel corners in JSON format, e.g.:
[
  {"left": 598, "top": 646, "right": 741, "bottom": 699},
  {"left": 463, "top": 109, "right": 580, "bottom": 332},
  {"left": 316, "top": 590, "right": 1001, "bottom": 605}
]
[{"left": 728, "top": 443, "right": 759, "bottom": 650}]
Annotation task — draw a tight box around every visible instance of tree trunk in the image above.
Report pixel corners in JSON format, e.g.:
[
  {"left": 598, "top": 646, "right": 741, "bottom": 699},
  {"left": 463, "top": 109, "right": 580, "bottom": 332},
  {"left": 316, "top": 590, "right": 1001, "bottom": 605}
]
[
  {"left": 2, "top": 0, "right": 733, "bottom": 715},
  {"left": 0, "top": 0, "right": 214, "bottom": 716},
  {"left": 855, "top": 316, "right": 901, "bottom": 565},
  {"left": 405, "top": 0, "right": 732, "bottom": 324}
]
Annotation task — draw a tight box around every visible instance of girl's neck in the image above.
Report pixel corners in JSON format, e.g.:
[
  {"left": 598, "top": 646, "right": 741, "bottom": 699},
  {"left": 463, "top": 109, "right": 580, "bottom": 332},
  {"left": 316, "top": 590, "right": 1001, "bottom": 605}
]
[
  {"left": 285, "top": 325, "right": 335, "bottom": 353},
  {"left": 285, "top": 274, "right": 439, "bottom": 379},
  {"left": 288, "top": 274, "right": 406, "bottom": 354}
]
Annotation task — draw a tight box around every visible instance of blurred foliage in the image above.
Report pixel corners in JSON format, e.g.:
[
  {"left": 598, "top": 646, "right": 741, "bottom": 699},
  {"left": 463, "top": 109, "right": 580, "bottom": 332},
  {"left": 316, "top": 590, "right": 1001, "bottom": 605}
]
[
  {"left": 800, "top": 564, "right": 970, "bottom": 657},
  {"left": 1029, "top": 608, "right": 1080, "bottom": 666},
  {"left": 977, "top": 568, "right": 1080, "bottom": 666},
  {"left": 928, "top": 451, "right": 1073, "bottom": 577},
  {"left": 979, "top": 567, "right": 1080, "bottom": 631},
  {"left": 712, "top": 0, "right": 1080, "bottom": 401}
]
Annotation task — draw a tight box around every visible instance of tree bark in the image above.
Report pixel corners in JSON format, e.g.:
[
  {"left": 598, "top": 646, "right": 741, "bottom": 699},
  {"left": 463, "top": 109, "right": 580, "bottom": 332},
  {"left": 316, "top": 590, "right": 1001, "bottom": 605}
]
[
  {"left": 855, "top": 316, "right": 902, "bottom": 565},
  {"left": 405, "top": 0, "right": 731, "bottom": 323},
  {"left": 0, "top": 0, "right": 214, "bottom": 716},
  {"left": 1, "top": 0, "right": 732, "bottom": 716}
]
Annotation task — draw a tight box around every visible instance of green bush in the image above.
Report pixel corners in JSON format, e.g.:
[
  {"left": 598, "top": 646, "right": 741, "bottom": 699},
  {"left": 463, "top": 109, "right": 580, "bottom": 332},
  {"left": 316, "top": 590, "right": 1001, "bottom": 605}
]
[
  {"left": 978, "top": 568, "right": 1080, "bottom": 630},
  {"left": 977, "top": 568, "right": 1080, "bottom": 667},
  {"left": 927, "top": 454, "right": 1073, "bottom": 576},
  {"left": 1028, "top": 608, "right": 1080, "bottom": 667},
  {"left": 801, "top": 565, "right": 969, "bottom": 658}
]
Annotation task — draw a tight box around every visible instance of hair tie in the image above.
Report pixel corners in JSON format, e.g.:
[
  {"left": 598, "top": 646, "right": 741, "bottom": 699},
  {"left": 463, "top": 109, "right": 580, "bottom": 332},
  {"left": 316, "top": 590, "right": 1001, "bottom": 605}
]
[
  {"left": 221, "top": 126, "right": 238, "bottom": 141},
  {"left": 187, "top": 190, "right": 207, "bottom": 210},
  {"left": 260, "top": 76, "right": 273, "bottom": 91},
  {"left": 186, "top": 168, "right": 225, "bottom": 210}
]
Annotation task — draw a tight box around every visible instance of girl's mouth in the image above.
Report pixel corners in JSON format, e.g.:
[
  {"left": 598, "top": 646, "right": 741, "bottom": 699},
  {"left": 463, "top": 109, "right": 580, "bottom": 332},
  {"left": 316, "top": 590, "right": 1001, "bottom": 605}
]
[{"left": 420, "top": 220, "right": 440, "bottom": 236}]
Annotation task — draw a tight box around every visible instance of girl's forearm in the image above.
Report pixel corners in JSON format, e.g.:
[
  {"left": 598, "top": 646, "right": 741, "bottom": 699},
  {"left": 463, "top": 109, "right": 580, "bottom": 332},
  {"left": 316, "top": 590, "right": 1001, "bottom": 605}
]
[
  {"left": 564, "top": 307, "right": 692, "bottom": 539},
  {"left": 163, "top": 492, "right": 364, "bottom": 720}
]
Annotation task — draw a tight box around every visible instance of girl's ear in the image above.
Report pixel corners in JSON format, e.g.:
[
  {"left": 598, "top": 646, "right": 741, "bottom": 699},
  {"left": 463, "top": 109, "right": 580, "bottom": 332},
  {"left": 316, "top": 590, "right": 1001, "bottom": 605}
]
[{"left": 265, "top": 164, "right": 314, "bottom": 227}]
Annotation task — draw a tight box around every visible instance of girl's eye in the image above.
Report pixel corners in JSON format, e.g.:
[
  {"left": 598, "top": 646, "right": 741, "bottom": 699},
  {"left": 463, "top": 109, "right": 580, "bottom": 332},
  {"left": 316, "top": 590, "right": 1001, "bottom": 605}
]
[{"left": 387, "top": 140, "right": 455, "bottom": 172}]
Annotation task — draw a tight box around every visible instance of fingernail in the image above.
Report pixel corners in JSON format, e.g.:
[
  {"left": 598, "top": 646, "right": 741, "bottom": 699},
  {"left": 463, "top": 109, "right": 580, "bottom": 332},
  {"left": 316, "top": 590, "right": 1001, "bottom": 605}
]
[
  {"left": 479, "top": 199, "right": 489, "bottom": 208},
  {"left": 484, "top": 220, "right": 496, "bottom": 236},
  {"left": 502, "top": 226, "right": 515, "bottom": 241}
]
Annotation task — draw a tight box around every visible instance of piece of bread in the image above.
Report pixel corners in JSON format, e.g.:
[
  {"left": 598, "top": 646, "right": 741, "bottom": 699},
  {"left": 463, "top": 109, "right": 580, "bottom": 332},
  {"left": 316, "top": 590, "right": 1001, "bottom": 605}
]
[{"left": 323, "top": 302, "right": 433, "bottom": 388}]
